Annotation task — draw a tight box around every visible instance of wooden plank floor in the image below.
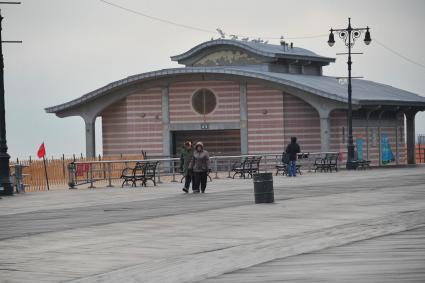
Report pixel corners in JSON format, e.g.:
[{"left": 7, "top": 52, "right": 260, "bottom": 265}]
[{"left": 200, "top": 227, "right": 425, "bottom": 283}]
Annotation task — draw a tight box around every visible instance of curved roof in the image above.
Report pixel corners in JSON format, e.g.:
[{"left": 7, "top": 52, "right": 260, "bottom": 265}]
[
  {"left": 171, "top": 39, "right": 335, "bottom": 63},
  {"left": 45, "top": 66, "right": 425, "bottom": 114}
]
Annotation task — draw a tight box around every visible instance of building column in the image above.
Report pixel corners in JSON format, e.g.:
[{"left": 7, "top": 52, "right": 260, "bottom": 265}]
[
  {"left": 161, "top": 86, "right": 171, "bottom": 157},
  {"left": 239, "top": 82, "right": 248, "bottom": 155},
  {"left": 85, "top": 119, "right": 96, "bottom": 158},
  {"left": 406, "top": 111, "right": 417, "bottom": 164},
  {"left": 319, "top": 114, "right": 331, "bottom": 153}
]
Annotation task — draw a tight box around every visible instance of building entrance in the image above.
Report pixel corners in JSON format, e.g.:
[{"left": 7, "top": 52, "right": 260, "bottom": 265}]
[{"left": 172, "top": 130, "right": 241, "bottom": 157}]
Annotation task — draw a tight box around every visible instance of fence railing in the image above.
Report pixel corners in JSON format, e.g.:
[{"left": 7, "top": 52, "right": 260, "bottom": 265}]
[
  {"left": 10, "top": 146, "right": 424, "bottom": 193},
  {"left": 66, "top": 152, "right": 338, "bottom": 189}
]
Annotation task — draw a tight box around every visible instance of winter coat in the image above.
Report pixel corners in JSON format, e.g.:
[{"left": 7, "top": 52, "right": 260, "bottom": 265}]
[
  {"left": 285, "top": 142, "right": 301, "bottom": 161},
  {"left": 180, "top": 147, "right": 194, "bottom": 176},
  {"left": 189, "top": 142, "right": 210, "bottom": 172}
]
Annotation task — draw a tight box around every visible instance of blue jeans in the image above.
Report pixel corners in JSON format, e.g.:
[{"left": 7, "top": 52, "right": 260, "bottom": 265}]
[{"left": 288, "top": 161, "right": 297, "bottom": 176}]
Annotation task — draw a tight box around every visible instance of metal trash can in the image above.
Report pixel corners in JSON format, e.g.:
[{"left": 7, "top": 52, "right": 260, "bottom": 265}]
[{"left": 253, "top": 172, "right": 274, "bottom": 203}]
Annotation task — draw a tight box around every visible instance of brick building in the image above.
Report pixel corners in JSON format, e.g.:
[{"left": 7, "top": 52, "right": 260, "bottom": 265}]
[{"left": 46, "top": 39, "right": 425, "bottom": 165}]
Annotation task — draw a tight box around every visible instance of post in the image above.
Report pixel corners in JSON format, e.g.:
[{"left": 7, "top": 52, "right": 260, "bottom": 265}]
[
  {"left": 328, "top": 18, "right": 371, "bottom": 169},
  {"left": 85, "top": 120, "right": 96, "bottom": 158},
  {"left": 88, "top": 163, "right": 95, "bottom": 188},
  {"left": 320, "top": 115, "right": 331, "bottom": 153},
  {"left": 171, "top": 159, "right": 176, "bottom": 182},
  {"left": 0, "top": 9, "right": 11, "bottom": 195},
  {"left": 161, "top": 86, "right": 172, "bottom": 157},
  {"left": 214, "top": 158, "right": 218, "bottom": 179},
  {"left": 239, "top": 82, "right": 249, "bottom": 155},
  {"left": 62, "top": 154, "right": 66, "bottom": 178},
  {"left": 107, "top": 162, "right": 113, "bottom": 187},
  {"left": 42, "top": 156, "right": 50, "bottom": 190},
  {"left": 346, "top": 18, "right": 356, "bottom": 169},
  {"left": 406, "top": 111, "right": 417, "bottom": 164}
]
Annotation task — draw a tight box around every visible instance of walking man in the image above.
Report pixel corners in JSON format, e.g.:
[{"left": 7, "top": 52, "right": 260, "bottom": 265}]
[
  {"left": 189, "top": 142, "right": 210, "bottom": 193},
  {"left": 180, "top": 140, "right": 194, "bottom": 193},
  {"left": 285, "top": 137, "right": 301, "bottom": 177}
]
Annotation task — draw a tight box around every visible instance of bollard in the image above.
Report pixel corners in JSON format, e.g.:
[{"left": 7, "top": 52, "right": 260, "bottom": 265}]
[{"left": 253, "top": 172, "right": 274, "bottom": 204}]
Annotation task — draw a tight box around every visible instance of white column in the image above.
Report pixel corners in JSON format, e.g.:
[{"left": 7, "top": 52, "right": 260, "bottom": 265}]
[
  {"left": 85, "top": 119, "right": 96, "bottom": 158},
  {"left": 161, "top": 86, "right": 171, "bottom": 157},
  {"left": 240, "top": 82, "right": 248, "bottom": 155},
  {"left": 320, "top": 115, "right": 331, "bottom": 153}
]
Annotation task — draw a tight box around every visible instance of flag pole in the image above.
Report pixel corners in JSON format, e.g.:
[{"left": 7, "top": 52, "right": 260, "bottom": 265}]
[{"left": 42, "top": 155, "right": 50, "bottom": 190}]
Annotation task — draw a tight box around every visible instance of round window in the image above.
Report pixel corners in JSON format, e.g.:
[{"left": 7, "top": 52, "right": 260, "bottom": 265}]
[{"left": 192, "top": 89, "right": 217, "bottom": 115}]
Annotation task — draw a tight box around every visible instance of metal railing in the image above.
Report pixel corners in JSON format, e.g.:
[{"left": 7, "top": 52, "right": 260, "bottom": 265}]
[
  {"left": 10, "top": 164, "right": 30, "bottom": 193},
  {"left": 67, "top": 152, "right": 340, "bottom": 189}
]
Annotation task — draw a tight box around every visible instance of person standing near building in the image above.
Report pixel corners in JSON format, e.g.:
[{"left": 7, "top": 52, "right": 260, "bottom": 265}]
[
  {"left": 285, "top": 137, "right": 301, "bottom": 177},
  {"left": 189, "top": 142, "right": 210, "bottom": 193},
  {"left": 180, "top": 140, "right": 194, "bottom": 193}
]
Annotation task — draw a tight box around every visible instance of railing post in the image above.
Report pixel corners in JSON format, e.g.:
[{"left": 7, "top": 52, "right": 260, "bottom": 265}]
[
  {"left": 227, "top": 159, "right": 231, "bottom": 178},
  {"left": 157, "top": 162, "right": 162, "bottom": 184},
  {"left": 107, "top": 162, "right": 113, "bottom": 187},
  {"left": 264, "top": 155, "right": 268, "bottom": 173},
  {"left": 14, "top": 165, "right": 24, "bottom": 193},
  {"left": 171, "top": 159, "right": 177, "bottom": 182},
  {"left": 89, "top": 163, "right": 95, "bottom": 188},
  {"left": 214, "top": 158, "right": 219, "bottom": 179},
  {"left": 68, "top": 162, "right": 76, "bottom": 189}
]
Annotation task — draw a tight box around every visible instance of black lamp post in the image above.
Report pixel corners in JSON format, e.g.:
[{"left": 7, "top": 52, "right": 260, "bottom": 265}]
[
  {"left": 0, "top": 2, "right": 20, "bottom": 195},
  {"left": 328, "top": 17, "right": 371, "bottom": 169}
]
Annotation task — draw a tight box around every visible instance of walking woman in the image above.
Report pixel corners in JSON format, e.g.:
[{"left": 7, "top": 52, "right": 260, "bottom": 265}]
[
  {"left": 189, "top": 142, "right": 210, "bottom": 193},
  {"left": 180, "top": 140, "right": 194, "bottom": 193}
]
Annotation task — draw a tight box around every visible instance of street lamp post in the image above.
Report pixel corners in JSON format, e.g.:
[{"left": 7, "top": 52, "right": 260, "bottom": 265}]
[
  {"left": 0, "top": 2, "right": 20, "bottom": 195},
  {"left": 328, "top": 17, "right": 371, "bottom": 169}
]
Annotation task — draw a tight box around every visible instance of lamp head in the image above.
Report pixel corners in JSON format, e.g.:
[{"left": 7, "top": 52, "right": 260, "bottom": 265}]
[
  {"left": 328, "top": 29, "right": 335, "bottom": 47},
  {"left": 364, "top": 27, "right": 371, "bottom": 45}
]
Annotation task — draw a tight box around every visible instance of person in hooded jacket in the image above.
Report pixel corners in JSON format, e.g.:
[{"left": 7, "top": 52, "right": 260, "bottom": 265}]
[
  {"left": 180, "top": 140, "right": 194, "bottom": 193},
  {"left": 189, "top": 141, "right": 210, "bottom": 193},
  {"left": 285, "top": 136, "right": 301, "bottom": 177}
]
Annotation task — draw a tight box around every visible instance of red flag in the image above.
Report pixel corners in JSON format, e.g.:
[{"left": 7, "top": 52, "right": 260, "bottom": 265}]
[{"left": 37, "top": 142, "right": 46, "bottom": 159}]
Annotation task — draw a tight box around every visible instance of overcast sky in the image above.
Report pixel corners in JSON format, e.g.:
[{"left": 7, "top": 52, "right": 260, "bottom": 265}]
[{"left": 2, "top": 0, "right": 425, "bottom": 159}]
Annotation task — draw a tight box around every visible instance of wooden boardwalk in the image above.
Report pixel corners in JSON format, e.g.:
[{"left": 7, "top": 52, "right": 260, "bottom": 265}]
[
  {"left": 200, "top": 227, "right": 425, "bottom": 283},
  {"left": 0, "top": 166, "right": 425, "bottom": 282}
]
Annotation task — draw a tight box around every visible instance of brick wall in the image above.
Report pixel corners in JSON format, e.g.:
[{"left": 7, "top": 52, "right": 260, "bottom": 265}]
[
  {"left": 169, "top": 81, "right": 240, "bottom": 124},
  {"left": 102, "top": 87, "right": 163, "bottom": 156},
  {"left": 282, "top": 92, "right": 321, "bottom": 153},
  {"left": 247, "top": 84, "right": 285, "bottom": 153}
]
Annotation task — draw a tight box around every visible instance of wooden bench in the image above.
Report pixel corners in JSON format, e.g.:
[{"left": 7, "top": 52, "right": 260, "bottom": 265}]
[
  {"left": 314, "top": 153, "right": 339, "bottom": 173},
  {"left": 232, "top": 156, "right": 262, "bottom": 179},
  {"left": 352, "top": 159, "right": 371, "bottom": 170},
  {"left": 120, "top": 161, "right": 159, "bottom": 187}
]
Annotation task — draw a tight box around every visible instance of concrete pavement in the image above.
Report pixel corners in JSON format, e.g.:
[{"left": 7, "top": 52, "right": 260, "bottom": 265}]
[{"left": 0, "top": 166, "right": 424, "bottom": 282}]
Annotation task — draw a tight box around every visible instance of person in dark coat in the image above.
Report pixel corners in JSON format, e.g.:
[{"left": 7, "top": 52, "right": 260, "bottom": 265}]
[
  {"left": 189, "top": 142, "right": 210, "bottom": 193},
  {"left": 285, "top": 136, "right": 301, "bottom": 177},
  {"left": 180, "top": 140, "right": 194, "bottom": 193}
]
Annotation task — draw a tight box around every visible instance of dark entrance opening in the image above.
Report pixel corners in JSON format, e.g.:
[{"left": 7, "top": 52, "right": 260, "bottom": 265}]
[{"left": 172, "top": 130, "right": 241, "bottom": 157}]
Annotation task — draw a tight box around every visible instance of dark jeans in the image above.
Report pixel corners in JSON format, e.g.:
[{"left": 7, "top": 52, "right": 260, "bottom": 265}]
[
  {"left": 193, "top": 171, "right": 208, "bottom": 192},
  {"left": 184, "top": 174, "right": 192, "bottom": 190}
]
